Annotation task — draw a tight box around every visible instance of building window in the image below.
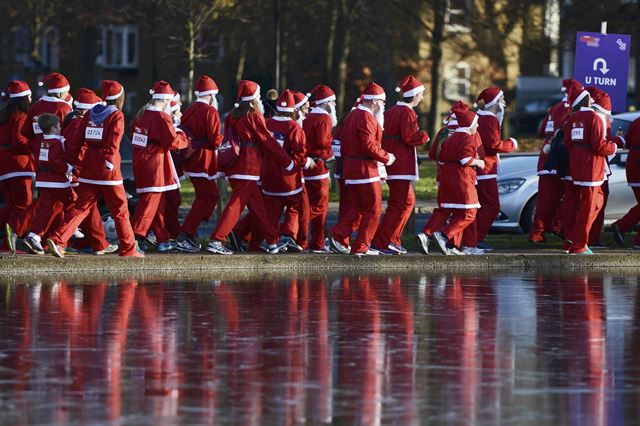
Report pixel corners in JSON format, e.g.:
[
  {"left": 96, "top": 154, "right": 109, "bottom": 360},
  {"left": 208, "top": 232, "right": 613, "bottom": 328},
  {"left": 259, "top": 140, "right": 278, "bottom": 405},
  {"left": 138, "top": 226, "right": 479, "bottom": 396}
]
[
  {"left": 445, "top": 0, "right": 471, "bottom": 33},
  {"left": 96, "top": 25, "right": 138, "bottom": 69},
  {"left": 443, "top": 62, "right": 471, "bottom": 101}
]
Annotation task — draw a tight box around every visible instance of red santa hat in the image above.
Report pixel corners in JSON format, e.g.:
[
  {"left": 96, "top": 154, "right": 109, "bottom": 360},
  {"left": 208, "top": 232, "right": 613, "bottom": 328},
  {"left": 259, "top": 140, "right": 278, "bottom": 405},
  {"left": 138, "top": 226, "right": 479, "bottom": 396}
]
[
  {"left": 567, "top": 82, "right": 589, "bottom": 108},
  {"left": 292, "top": 91, "right": 309, "bottom": 109},
  {"left": 452, "top": 103, "right": 477, "bottom": 129},
  {"left": 149, "top": 81, "right": 175, "bottom": 100},
  {"left": 361, "top": 82, "right": 386, "bottom": 101},
  {"left": 561, "top": 78, "right": 580, "bottom": 93},
  {"left": 101, "top": 80, "right": 124, "bottom": 101},
  {"left": 234, "top": 80, "right": 260, "bottom": 108},
  {"left": 446, "top": 100, "right": 469, "bottom": 127},
  {"left": 168, "top": 92, "right": 181, "bottom": 113},
  {"left": 395, "top": 75, "right": 425, "bottom": 98},
  {"left": 309, "top": 85, "right": 336, "bottom": 105},
  {"left": 74, "top": 88, "right": 103, "bottom": 110},
  {"left": 586, "top": 86, "right": 611, "bottom": 115},
  {"left": 276, "top": 89, "right": 296, "bottom": 112},
  {"left": 38, "top": 72, "right": 70, "bottom": 94},
  {"left": 194, "top": 75, "right": 219, "bottom": 97},
  {"left": 474, "top": 86, "right": 503, "bottom": 109},
  {"left": 2, "top": 80, "right": 31, "bottom": 98}
]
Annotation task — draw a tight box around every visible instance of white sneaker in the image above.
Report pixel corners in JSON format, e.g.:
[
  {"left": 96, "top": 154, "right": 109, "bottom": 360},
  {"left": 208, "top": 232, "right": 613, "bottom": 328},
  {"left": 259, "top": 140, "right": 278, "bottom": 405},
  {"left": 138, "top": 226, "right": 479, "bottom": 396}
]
[
  {"left": 432, "top": 231, "right": 448, "bottom": 255},
  {"left": 73, "top": 228, "right": 85, "bottom": 239},
  {"left": 415, "top": 233, "right": 430, "bottom": 255},
  {"left": 329, "top": 236, "right": 350, "bottom": 254},
  {"left": 205, "top": 240, "right": 233, "bottom": 255},
  {"left": 446, "top": 247, "right": 465, "bottom": 256},
  {"left": 355, "top": 248, "right": 380, "bottom": 256},
  {"left": 462, "top": 246, "right": 485, "bottom": 255},
  {"left": 94, "top": 243, "right": 119, "bottom": 256},
  {"left": 310, "top": 244, "right": 332, "bottom": 253}
]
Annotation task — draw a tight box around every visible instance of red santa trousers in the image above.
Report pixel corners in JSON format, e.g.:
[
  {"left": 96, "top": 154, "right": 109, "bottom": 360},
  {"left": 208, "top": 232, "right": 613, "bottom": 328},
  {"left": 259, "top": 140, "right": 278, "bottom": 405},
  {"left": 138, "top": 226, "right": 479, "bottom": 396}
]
[
  {"left": 49, "top": 183, "right": 136, "bottom": 256},
  {"left": 330, "top": 182, "right": 382, "bottom": 254},
  {"left": 68, "top": 203, "right": 109, "bottom": 252},
  {"left": 561, "top": 180, "right": 578, "bottom": 238},
  {"left": 264, "top": 192, "right": 303, "bottom": 238},
  {"left": 567, "top": 185, "right": 604, "bottom": 253},
  {"left": 461, "top": 219, "right": 477, "bottom": 248},
  {"left": 442, "top": 208, "right": 477, "bottom": 244},
  {"left": 2, "top": 177, "right": 34, "bottom": 240},
  {"left": 475, "top": 178, "right": 500, "bottom": 242},
  {"left": 305, "top": 179, "right": 329, "bottom": 250},
  {"left": 211, "top": 179, "right": 278, "bottom": 245},
  {"left": 290, "top": 187, "right": 310, "bottom": 250},
  {"left": 529, "top": 174, "right": 564, "bottom": 241},
  {"left": 181, "top": 177, "right": 219, "bottom": 238},
  {"left": 132, "top": 192, "right": 170, "bottom": 242},
  {"left": 29, "top": 187, "right": 76, "bottom": 237},
  {"left": 150, "top": 189, "right": 180, "bottom": 241},
  {"left": 588, "top": 180, "right": 608, "bottom": 246},
  {"left": 372, "top": 180, "right": 415, "bottom": 249},
  {"left": 422, "top": 207, "right": 448, "bottom": 236},
  {"left": 615, "top": 187, "right": 640, "bottom": 245}
]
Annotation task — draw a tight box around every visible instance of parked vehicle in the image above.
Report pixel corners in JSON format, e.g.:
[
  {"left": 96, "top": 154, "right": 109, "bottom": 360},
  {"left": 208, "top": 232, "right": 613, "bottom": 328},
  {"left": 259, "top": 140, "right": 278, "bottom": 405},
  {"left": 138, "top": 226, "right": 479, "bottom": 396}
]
[{"left": 494, "top": 111, "right": 640, "bottom": 233}]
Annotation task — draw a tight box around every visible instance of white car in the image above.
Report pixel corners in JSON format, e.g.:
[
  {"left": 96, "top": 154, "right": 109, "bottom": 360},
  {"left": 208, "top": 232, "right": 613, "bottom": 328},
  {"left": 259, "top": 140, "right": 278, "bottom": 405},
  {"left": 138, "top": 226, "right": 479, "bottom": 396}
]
[{"left": 493, "top": 111, "right": 640, "bottom": 233}]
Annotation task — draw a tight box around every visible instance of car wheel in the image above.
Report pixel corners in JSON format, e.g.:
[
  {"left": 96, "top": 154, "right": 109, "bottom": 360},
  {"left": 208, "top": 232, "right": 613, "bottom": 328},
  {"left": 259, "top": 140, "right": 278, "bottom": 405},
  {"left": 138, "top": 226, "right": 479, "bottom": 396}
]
[{"left": 519, "top": 195, "right": 537, "bottom": 233}]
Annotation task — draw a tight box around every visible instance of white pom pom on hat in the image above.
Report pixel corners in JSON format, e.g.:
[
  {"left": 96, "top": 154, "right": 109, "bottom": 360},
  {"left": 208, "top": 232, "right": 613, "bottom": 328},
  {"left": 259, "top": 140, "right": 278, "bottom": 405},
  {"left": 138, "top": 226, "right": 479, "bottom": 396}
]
[{"left": 395, "top": 87, "right": 401, "bottom": 93}]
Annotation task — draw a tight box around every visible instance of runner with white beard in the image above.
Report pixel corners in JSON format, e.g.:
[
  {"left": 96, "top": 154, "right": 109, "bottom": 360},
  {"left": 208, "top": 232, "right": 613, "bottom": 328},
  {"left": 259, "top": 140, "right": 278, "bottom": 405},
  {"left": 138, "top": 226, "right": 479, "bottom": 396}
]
[
  {"left": 302, "top": 85, "right": 337, "bottom": 252},
  {"left": 329, "top": 82, "right": 396, "bottom": 255}
]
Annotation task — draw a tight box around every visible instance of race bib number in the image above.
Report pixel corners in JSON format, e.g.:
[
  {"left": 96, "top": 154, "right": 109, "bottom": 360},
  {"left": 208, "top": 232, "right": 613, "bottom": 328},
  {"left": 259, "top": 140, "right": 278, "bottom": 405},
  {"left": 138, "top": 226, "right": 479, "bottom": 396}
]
[
  {"left": 571, "top": 128, "right": 584, "bottom": 140},
  {"left": 85, "top": 126, "right": 103, "bottom": 140},
  {"left": 39, "top": 147, "right": 49, "bottom": 161},
  {"left": 332, "top": 139, "right": 341, "bottom": 157},
  {"left": 32, "top": 121, "right": 42, "bottom": 134},
  {"left": 132, "top": 132, "right": 148, "bottom": 148},
  {"left": 544, "top": 120, "right": 554, "bottom": 133}
]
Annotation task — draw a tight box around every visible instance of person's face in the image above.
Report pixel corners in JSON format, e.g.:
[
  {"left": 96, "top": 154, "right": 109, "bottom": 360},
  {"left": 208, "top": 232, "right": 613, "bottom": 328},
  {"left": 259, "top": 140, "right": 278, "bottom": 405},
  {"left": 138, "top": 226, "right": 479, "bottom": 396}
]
[
  {"left": 27, "top": 94, "right": 32, "bottom": 103},
  {"left": 301, "top": 102, "right": 309, "bottom": 114},
  {"left": 373, "top": 99, "right": 385, "bottom": 114},
  {"left": 498, "top": 95, "right": 506, "bottom": 109}
]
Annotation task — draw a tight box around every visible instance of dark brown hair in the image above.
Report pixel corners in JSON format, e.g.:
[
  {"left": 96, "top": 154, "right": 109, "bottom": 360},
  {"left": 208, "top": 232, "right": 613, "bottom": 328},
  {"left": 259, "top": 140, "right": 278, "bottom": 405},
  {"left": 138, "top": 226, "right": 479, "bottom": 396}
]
[
  {"left": 38, "top": 113, "right": 60, "bottom": 134},
  {"left": 0, "top": 96, "right": 31, "bottom": 124},
  {"left": 572, "top": 96, "right": 589, "bottom": 112},
  {"left": 278, "top": 110, "right": 296, "bottom": 120}
]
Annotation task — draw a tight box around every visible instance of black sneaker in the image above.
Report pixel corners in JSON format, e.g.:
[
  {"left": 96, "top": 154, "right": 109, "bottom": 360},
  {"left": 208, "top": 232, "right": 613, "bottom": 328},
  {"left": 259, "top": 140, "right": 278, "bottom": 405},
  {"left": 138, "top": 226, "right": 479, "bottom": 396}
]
[
  {"left": 176, "top": 233, "right": 201, "bottom": 253},
  {"left": 279, "top": 235, "right": 303, "bottom": 252},
  {"left": 611, "top": 223, "right": 624, "bottom": 247}
]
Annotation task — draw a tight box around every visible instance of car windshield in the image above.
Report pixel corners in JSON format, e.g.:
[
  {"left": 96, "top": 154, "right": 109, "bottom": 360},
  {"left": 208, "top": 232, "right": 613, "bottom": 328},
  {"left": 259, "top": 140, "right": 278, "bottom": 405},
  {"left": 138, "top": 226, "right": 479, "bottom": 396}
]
[{"left": 612, "top": 117, "right": 632, "bottom": 136}]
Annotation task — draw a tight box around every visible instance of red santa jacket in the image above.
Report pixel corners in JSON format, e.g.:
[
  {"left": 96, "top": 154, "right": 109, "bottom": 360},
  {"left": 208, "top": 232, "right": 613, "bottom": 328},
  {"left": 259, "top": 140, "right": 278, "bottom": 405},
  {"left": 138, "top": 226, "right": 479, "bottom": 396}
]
[
  {"left": 341, "top": 105, "right": 390, "bottom": 185},
  {"left": 302, "top": 107, "right": 333, "bottom": 180},
  {"left": 262, "top": 116, "right": 308, "bottom": 196},
  {"left": 476, "top": 110, "right": 517, "bottom": 180},
  {"left": 625, "top": 117, "right": 640, "bottom": 186},
  {"left": 131, "top": 106, "right": 186, "bottom": 193},
  {"left": 62, "top": 113, "right": 87, "bottom": 187},
  {"left": 332, "top": 117, "right": 348, "bottom": 180},
  {"left": 437, "top": 130, "right": 480, "bottom": 209},
  {"left": 0, "top": 110, "right": 35, "bottom": 180},
  {"left": 537, "top": 101, "right": 571, "bottom": 174},
  {"left": 68, "top": 105, "right": 125, "bottom": 186},
  {"left": 222, "top": 111, "right": 294, "bottom": 181},
  {"left": 21, "top": 96, "right": 72, "bottom": 158},
  {"left": 563, "top": 107, "right": 616, "bottom": 186},
  {"left": 179, "top": 99, "right": 224, "bottom": 179},
  {"left": 382, "top": 102, "right": 429, "bottom": 180},
  {"left": 35, "top": 134, "right": 72, "bottom": 188}
]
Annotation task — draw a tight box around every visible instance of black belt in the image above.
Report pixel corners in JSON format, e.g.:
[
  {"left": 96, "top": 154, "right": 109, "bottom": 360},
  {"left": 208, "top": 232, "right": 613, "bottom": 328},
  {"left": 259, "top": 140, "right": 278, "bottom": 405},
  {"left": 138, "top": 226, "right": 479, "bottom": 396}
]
[
  {"left": 240, "top": 141, "right": 257, "bottom": 147},
  {"left": 382, "top": 135, "right": 401, "bottom": 140},
  {"left": 630, "top": 147, "right": 640, "bottom": 151},
  {"left": 572, "top": 143, "right": 592, "bottom": 149}
]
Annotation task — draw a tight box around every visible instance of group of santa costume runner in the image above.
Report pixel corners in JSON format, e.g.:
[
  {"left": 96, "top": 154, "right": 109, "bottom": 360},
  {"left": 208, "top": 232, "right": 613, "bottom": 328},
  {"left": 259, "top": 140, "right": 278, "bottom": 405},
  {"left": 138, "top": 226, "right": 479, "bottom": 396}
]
[{"left": 1, "top": 70, "right": 639, "bottom": 257}]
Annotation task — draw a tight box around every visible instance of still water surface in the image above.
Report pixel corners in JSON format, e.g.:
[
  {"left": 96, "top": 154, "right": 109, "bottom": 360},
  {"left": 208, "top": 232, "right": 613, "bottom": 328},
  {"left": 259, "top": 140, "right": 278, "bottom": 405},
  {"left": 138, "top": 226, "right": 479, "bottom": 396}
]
[{"left": 0, "top": 273, "right": 639, "bottom": 425}]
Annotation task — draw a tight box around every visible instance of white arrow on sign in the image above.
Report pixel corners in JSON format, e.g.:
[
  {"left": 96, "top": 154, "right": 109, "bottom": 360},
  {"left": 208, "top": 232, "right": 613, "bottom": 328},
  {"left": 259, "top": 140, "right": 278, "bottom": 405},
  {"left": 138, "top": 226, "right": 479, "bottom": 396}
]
[{"left": 593, "top": 58, "right": 610, "bottom": 75}]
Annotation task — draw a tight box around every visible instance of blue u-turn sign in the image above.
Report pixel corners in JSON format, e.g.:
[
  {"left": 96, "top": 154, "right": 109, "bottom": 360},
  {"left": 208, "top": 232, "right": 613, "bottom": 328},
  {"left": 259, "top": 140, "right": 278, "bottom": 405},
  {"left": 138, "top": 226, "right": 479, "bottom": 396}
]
[{"left": 574, "top": 31, "right": 631, "bottom": 112}]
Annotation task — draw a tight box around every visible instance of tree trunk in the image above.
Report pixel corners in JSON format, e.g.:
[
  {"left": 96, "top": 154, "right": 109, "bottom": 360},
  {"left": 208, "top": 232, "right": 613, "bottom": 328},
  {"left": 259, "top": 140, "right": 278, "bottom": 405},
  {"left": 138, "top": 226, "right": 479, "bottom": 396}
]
[
  {"left": 427, "top": 0, "right": 446, "bottom": 137},
  {"left": 235, "top": 41, "right": 247, "bottom": 82},
  {"left": 325, "top": 1, "right": 338, "bottom": 81},
  {"left": 187, "top": 21, "right": 196, "bottom": 103},
  {"left": 335, "top": 0, "right": 354, "bottom": 115}
]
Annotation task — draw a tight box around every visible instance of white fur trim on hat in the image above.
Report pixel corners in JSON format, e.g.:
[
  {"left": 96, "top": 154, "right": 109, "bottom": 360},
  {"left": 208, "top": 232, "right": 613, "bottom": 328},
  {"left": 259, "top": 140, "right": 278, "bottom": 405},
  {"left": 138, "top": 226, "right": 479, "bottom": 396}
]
[
  {"left": 9, "top": 89, "right": 32, "bottom": 98},
  {"left": 315, "top": 94, "right": 336, "bottom": 105},
  {"left": 241, "top": 84, "right": 260, "bottom": 102},
  {"left": 593, "top": 103, "right": 611, "bottom": 116},
  {"left": 294, "top": 96, "right": 308, "bottom": 109},
  {"left": 152, "top": 92, "right": 175, "bottom": 100},
  {"left": 74, "top": 101, "right": 102, "bottom": 109},
  {"left": 484, "top": 90, "right": 503, "bottom": 108},
  {"left": 105, "top": 88, "right": 124, "bottom": 101},
  {"left": 195, "top": 89, "right": 218, "bottom": 97},
  {"left": 403, "top": 85, "right": 425, "bottom": 98},
  {"left": 362, "top": 93, "right": 386, "bottom": 100},
  {"left": 571, "top": 90, "right": 589, "bottom": 108},
  {"left": 47, "top": 85, "right": 70, "bottom": 94}
]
